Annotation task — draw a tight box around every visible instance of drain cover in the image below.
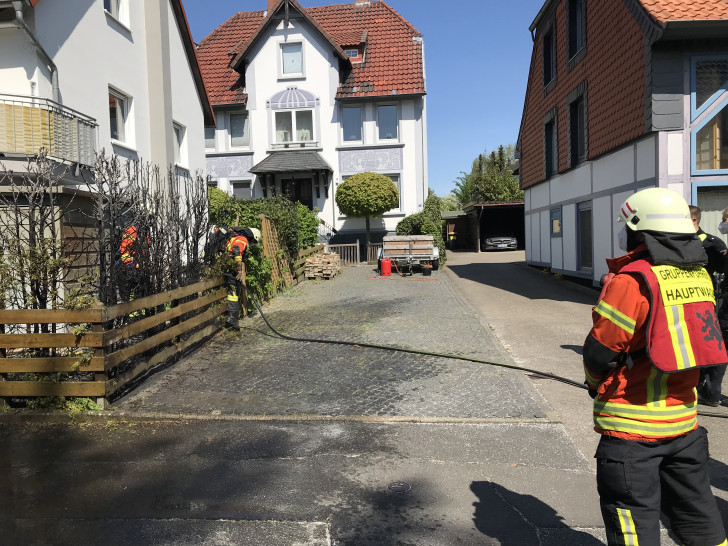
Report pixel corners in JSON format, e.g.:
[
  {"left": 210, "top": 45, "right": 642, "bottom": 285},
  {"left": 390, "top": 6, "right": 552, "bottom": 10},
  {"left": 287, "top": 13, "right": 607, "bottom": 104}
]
[{"left": 388, "top": 481, "right": 412, "bottom": 493}]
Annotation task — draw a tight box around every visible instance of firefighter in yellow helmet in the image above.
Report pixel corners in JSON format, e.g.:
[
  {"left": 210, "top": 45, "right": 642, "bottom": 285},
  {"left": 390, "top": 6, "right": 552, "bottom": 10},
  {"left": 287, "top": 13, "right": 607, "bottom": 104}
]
[
  {"left": 224, "top": 226, "right": 261, "bottom": 330},
  {"left": 583, "top": 187, "right": 727, "bottom": 545}
]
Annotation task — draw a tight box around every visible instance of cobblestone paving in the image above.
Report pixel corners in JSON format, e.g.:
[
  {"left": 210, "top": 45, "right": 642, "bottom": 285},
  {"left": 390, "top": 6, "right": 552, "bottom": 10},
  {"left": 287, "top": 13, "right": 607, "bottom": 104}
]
[{"left": 116, "top": 266, "right": 549, "bottom": 420}]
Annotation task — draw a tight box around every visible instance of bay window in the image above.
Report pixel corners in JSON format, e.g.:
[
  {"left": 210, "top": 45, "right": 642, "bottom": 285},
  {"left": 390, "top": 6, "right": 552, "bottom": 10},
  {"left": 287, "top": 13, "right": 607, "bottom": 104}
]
[{"left": 275, "top": 110, "right": 314, "bottom": 143}]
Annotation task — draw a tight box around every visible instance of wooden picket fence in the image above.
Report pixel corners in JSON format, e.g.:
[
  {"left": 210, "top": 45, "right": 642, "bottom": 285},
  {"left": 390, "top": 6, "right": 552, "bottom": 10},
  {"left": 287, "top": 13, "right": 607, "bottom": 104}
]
[
  {"left": 325, "top": 241, "right": 360, "bottom": 265},
  {"left": 0, "top": 217, "right": 359, "bottom": 408},
  {"left": 0, "top": 277, "right": 226, "bottom": 407}
]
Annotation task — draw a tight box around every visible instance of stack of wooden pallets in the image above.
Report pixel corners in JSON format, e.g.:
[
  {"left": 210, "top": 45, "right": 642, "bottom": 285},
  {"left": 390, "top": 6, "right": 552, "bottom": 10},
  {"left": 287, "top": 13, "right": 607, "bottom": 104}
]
[{"left": 305, "top": 252, "right": 341, "bottom": 279}]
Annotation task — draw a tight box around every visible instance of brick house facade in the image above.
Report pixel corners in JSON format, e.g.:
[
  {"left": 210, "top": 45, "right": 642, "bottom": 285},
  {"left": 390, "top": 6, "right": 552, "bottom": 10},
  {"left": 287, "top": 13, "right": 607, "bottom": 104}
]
[{"left": 519, "top": 0, "right": 728, "bottom": 285}]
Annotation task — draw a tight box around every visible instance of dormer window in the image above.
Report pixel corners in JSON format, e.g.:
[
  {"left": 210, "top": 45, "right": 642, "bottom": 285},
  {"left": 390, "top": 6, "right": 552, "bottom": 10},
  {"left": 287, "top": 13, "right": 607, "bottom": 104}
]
[{"left": 345, "top": 47, "right": 362, "bottom": 62}]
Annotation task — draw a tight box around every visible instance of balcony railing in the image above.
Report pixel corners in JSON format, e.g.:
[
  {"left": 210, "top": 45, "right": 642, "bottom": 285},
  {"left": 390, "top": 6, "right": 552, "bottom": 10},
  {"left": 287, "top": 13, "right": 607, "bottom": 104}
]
[{"left": 0, "top": 93, "right": 97, "bottom": 166}]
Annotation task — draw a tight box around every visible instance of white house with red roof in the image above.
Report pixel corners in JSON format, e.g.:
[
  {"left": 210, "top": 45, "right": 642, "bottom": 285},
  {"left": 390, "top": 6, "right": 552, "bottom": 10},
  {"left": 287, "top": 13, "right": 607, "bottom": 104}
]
[
  {"left": 519, "top": 0, "right": 728, "bottom": 286},
  {"left": 0, "top": 0, "right": 214, "bottom": 179},
  {"left": 198, "top": 0, "right": 428, "bottom": 240}
]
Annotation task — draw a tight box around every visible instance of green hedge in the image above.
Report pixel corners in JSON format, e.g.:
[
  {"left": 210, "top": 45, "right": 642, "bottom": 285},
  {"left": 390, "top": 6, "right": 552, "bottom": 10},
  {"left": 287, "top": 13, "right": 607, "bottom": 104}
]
[{"left": 208, "top": 189, "right": 321, "bottom": 310}]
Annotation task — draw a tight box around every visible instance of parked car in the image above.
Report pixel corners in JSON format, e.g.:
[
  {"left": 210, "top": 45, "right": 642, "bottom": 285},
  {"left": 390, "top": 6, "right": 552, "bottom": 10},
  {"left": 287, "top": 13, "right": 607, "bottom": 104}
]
[{"left": 483, "top": 236, "right": 518, "bottom": 251}]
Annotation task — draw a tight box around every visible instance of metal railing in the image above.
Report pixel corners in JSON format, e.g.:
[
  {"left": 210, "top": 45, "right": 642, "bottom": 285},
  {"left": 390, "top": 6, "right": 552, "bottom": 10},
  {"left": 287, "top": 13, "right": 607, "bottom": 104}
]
[{"left": 0, "top": 93, "right": 97, "bottom": 166}]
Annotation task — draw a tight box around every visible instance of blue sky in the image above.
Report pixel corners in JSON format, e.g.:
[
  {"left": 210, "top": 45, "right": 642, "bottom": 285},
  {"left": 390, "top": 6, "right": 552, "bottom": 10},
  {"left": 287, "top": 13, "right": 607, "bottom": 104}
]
[{"left": 182, "top": 0, "right": 546, "bottom": 197}]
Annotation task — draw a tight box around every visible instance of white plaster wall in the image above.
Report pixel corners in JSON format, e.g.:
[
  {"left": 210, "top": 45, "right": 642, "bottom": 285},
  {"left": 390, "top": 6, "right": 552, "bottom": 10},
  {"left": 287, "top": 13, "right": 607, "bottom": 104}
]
[
  {"left": 612, "top": 190, "right": 633, "bottom": 256},
  {"left": 636, "top": 134, "right": 656, "bottom": 182},
  {"left": 561, "top": 203, "right": 576, "bottom": 271},
  {"left": 540, "top": 210, "right": 551, "bottom": 263},
  {"left": 551, "top": 163, "right": 591, "bottom": 203},
  {"left": 531, "top": 213, "right": 541, "bottom": 262},
  {"left": 529, "top": 182, "right": 551, "bottom": 210},
  {"left": 593, "top": 195, "right": 613, "bottom": 282},
  {"left": 6, "top": 0, "right": 206, "bottom": 173},
  {"left": 167, "top": 0, "right": 205, "bottom": 175},
  {"left": 667, "top": 132, "right": 683, "bottom": 176},
  {"left": 32, "top": 1, "right": 150, "bottom": 159},
  {"left": 593, "top": 145, "right": 634, "bottom": 193},
  {"left": 525, "top": 212, "right": 533, "bottom": 261},
  {"left": 0, "top": 29, "right": 51, "bottom": 98}
]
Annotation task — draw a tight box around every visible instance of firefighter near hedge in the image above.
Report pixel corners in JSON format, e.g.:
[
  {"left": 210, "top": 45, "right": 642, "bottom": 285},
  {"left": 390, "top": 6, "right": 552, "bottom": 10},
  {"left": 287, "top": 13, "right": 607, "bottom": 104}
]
[
  {"left": 117, "top": 224, "right": 146, "bottom": 303},
  {"left": 583, "top": 188, "right": 728, "bottom": 546},
  {"left": 221, "top": 226, "right": 261, "bottom": 331}
]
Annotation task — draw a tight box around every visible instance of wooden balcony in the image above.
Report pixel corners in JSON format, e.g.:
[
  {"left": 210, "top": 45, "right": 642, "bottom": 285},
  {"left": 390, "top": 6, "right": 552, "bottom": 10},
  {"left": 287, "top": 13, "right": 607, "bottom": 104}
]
[{"left": 0, "top": 93, "right": 97, "bottom": 167}]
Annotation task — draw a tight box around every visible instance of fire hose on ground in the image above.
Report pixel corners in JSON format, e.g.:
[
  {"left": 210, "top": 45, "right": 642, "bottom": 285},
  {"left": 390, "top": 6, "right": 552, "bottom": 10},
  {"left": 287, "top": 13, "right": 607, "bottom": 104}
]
[{"left": 239, "top": 283, "right": 728, "bottom": 419}]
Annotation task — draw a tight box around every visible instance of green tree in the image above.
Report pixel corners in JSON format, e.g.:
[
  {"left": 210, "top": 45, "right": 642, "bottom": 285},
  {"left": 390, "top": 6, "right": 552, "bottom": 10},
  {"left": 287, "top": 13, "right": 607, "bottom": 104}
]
[
  {"left": 453, "top": 144, "right": 523, "bottom": 205},
  {"left": 438, "top": 192, "right": 461, "bottom": 212},
  {"left": 335, "top": 172, "right": 399, "bottom": 246}
]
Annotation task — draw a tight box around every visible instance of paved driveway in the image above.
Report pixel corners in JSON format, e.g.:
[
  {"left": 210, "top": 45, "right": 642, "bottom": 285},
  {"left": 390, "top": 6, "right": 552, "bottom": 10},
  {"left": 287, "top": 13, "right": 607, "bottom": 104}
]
[{"left": 116, "top": 265, "right": 549, "bottom": 421}]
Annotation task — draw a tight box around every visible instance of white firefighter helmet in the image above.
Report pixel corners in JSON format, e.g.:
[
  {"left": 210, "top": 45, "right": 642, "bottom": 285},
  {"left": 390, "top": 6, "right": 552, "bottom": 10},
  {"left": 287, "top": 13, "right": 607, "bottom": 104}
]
[
  {"left": 617, "top": 188, "right": 694, "bottom": 234},
  {"left": 249, "top": 227, "right": 262, "bottom": 244}
]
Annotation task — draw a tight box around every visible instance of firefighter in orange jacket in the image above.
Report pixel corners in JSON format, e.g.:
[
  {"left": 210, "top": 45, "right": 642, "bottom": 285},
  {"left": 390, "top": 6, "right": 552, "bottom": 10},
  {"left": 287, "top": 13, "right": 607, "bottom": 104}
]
[
  {"left": 584, "top": 188, "right": 727, "bottom": 546},
  {"left": 118, "top": 225, "right": 144, "bottom": 302},
  {"left": 224, "top": 226, "right": 261, "bottom": 330}
]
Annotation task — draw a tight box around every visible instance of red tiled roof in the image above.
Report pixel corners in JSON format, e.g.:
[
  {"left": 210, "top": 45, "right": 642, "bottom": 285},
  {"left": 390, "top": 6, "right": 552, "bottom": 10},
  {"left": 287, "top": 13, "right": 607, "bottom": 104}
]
[
  {"left": 639, "top": 0, "right": 728, "bottom": 23},
  {"left": 197, "top": 0, "right": 425, "bottom": 106}
]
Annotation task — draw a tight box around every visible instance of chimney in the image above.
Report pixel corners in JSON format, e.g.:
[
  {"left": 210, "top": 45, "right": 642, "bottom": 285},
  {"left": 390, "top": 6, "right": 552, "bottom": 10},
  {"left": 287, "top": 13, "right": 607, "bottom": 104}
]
[{"left": 268, "top": 0, "right": 277, "bottom": 15}]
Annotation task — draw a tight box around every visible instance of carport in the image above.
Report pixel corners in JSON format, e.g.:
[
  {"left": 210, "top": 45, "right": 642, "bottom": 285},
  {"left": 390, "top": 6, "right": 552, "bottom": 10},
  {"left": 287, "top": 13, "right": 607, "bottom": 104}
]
[{"left": 463, "top": 201, "right": 525, "bottom": 252}]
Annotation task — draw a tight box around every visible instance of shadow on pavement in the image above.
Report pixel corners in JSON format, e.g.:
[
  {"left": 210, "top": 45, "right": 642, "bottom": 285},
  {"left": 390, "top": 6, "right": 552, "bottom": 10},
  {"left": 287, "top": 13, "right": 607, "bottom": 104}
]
[
  {"left": 448, "top": 262, "right": 598, "bottom": 306},
  {"left": 562, "top": 344, "right": 584, "bottom": 355},
  {"left": 1, "top": 421, "right": 295, "bottom": 544},
  {"left": 471, "top": 481, "right": 602, "bottom": 545}
]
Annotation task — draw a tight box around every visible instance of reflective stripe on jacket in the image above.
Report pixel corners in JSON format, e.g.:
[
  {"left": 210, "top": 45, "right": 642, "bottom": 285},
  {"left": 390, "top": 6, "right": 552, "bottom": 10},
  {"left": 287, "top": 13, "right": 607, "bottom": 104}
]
[{"left": 584, "top": 249, "right": 702, "bottom": 441}]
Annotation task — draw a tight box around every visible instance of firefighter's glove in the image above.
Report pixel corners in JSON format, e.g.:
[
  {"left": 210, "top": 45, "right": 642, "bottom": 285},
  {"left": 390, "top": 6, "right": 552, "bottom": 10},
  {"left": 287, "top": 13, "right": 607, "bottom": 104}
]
[{"left": 588, "top": 388, "right": 598, "bottom": 399}]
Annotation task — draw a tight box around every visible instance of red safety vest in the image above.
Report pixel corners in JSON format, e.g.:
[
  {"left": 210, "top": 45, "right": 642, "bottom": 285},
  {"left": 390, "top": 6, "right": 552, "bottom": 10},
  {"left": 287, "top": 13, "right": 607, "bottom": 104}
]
[
  {"left": 621, "top": 259, "right": 728, "bottom": 373},
  {"left": 227, "top": 235, "right": 249, "bottom": 263}
]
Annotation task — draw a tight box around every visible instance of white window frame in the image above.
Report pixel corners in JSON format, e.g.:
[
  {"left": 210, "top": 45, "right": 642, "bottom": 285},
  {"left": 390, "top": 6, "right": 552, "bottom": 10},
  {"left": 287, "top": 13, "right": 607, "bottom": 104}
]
[
  {"left": 384, "top": 173, "right": 402, "bottom": 213},
  {"left": 104, "top": 0, "right": 129, "bottom": 27},
  {"left": 108, "top": 87, "right": 132, "bottom": 146},
  {"left": 229, "top": 111, "right": 250, "bottom": 149},
  {"left": 173, "top": 121, "right": 186, "bottom": 167},
  {"left": 279, "top": 41, "right": 305, "bottom": 79},
  {"left": 376, "top": 104, "right": 399, "bottom": 142},
  {"left": 231, "top": 179, "right": 253, "bottom": 200},
  {"left": 341, "top": 105, "right": 363, "bottom": 143},
  {"left": 274, "top": 109, "right": 315, "bottom": 144},
  {"left": 204, "top": 127, "right": 216, "bottom": 150}
]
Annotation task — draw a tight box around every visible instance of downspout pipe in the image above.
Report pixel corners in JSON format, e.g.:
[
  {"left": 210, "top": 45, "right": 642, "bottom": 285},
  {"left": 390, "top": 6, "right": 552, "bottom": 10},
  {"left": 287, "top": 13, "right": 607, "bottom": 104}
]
[{"left": 12, "top": 1, "right": 59, "bottom": 103}]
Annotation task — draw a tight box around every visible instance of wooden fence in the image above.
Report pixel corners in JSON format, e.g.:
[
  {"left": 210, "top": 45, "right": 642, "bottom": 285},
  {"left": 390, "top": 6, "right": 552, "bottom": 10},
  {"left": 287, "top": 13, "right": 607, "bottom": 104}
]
[
  {"left": 326, "top": 241, "right": 360, "bottom": 265},
  {"left": 367, "top": 243, "right": 382, "bottom": 264},
  {"left": 293, "top": 244, "right": 325, "bottom": 283},
  {"left": 0, "top": 277, "right": 226, "bottom": 407}
]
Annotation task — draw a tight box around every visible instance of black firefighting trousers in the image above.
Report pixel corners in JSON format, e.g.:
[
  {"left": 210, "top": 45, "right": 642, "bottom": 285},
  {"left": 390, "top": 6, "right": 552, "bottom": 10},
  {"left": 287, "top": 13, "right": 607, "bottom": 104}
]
[
  {"left": 224, "top": 272, "right": 242, "bottom": 326},
  {"left": 596, "top": 426, "right": 726, "bottom": 546}
]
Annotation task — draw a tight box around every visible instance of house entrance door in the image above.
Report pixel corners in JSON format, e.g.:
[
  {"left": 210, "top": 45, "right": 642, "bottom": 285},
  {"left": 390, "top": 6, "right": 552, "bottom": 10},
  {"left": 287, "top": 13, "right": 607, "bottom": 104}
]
[{"left": 283, "top": 178, "right": 313, "bottom": 209}]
